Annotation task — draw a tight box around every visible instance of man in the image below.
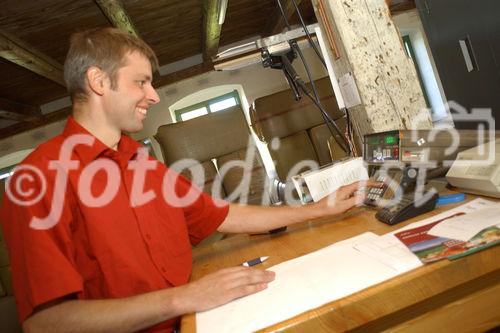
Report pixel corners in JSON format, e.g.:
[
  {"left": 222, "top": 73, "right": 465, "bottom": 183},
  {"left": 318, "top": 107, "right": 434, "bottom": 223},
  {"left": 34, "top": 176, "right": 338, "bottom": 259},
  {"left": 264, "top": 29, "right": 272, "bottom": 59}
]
[{"left": 0, "top": 28, "right": 376, "bottom": 332}]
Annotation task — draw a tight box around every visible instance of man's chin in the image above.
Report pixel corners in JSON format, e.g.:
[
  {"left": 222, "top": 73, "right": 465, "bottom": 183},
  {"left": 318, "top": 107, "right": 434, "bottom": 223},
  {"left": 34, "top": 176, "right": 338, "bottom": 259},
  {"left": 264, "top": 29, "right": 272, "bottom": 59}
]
[{"left": 123, "top": 123, "right": 144, "bottom": 135}]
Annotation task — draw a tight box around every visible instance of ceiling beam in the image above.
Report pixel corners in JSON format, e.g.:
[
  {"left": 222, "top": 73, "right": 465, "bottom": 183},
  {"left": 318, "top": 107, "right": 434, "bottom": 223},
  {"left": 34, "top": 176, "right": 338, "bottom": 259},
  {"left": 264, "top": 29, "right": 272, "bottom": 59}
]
[
  {"left": 0, "top": 111, "right": 39, "bottom": 122},
  {"left": 0, "top": 107, "right": 71, "bottom": 140},
  {"left": 0, "top": 30, "right": 65, "bottom": 86},
  {"left": 387, "top": 0, "right": 416, "bottom": 14},
  {"left": 265, "top": 0, "right": 303, "bottom": 35},
  {"left": 203, "top": 0, "right": 223, "bottom": 60},
  {"left": 94, "top": 0, "right": 140, "bottom": 36},
  {"left": 0, "top": 97, "right": 42, "bottom": 122}
]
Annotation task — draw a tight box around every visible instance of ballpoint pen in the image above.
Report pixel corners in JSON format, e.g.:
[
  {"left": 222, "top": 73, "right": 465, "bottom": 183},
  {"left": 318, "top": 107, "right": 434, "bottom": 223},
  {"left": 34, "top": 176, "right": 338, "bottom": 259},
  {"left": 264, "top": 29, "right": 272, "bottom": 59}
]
[{"left": 242, "top": 256, "right": 269, "bottom": 267}]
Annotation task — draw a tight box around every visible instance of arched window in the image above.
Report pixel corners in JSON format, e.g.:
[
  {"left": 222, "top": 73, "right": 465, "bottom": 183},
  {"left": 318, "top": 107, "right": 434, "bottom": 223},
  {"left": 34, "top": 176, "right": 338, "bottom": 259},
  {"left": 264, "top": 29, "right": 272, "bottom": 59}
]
[{"left": 173, "top": 90, "right": 241, "bottom": 122}]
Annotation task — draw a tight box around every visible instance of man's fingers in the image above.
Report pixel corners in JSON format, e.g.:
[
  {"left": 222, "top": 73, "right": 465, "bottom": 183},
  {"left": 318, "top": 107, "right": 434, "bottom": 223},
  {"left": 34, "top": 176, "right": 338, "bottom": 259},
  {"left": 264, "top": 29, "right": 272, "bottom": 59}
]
[
  {"left": 353, "top": 191, "right": 366, "bottom": 206},
  {"left": 341, "top": 180, "right": 365, "bottom": 194},
  {"left": 365, "top": 180, "right": 386, "bottom": 188},
  {"left": 343, "top": 180, "right": 384, "bottom": 195},
  {"left": 186, "top": 267, "right": 276, "bottom": 312},
  {"left": 218, "top": 269, "right": 275, "bottom": 303},
  {"left": 225, "top": 268, "right": 275, "bottom": 288},
  {"left": 208, "top": 267, "right": 275, "bottom": 291},
  {"left": 339, "top": 194, "right": 362, "bottom": 212},
  {"left": 228, "top": 282, "right": 270, "bottom": 300}
]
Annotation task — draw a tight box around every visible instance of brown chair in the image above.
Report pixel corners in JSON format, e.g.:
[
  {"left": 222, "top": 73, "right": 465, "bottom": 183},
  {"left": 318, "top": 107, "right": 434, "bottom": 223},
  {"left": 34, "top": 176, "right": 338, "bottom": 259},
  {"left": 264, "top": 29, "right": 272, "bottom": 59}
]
[
  {"left": 251, "top": 77, "right": 348, "bottom": 181},
  {"left": 155, "top": 105, "right": 271, "bottom": 207}
]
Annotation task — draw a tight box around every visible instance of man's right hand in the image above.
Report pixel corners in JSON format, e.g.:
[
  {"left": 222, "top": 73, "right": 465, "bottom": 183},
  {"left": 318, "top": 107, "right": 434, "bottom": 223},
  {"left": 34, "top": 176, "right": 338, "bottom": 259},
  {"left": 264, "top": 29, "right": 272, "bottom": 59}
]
[
  {"left": 175, "top": 266, "right": 275, "bottom": 313},
  {"left": 22, "top": 267, "right": 275, "bottom": 333}
]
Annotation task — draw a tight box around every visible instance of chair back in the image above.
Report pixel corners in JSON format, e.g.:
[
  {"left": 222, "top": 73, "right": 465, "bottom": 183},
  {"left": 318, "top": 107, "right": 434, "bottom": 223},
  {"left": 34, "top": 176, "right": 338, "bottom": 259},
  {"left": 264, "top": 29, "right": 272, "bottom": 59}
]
[
  {"left": 251, "top": 77, "right": 347, "bottom": 180},
  {"left": 155, "top": 106, "right": 270, "bottom": 206}
]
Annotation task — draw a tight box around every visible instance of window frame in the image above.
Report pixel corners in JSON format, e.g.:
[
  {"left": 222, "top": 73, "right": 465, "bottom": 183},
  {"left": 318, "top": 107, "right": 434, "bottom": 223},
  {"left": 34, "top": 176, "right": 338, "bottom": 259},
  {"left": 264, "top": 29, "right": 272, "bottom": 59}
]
[
  {"left": 402, "top": 35, "right": 431, "bottom": 108},
  {"left": 173, "top": 90, "right": 241, "bottom": 122},
  {"left": 0, "top": 165, "right": 14, "bottom": 181}
]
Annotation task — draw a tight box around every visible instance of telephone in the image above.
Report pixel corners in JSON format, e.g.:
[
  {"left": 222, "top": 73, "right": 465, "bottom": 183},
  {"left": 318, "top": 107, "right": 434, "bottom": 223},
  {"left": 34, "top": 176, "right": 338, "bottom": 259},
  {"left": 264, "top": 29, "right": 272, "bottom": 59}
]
[
  {"left": 364, "top": 166, "right": 418, "bottom": 206},
  {"left": 375, "top": 191, "right": 439, "bottom": 225},
  {"left": 364, "top": 164, "right": 440, "bottom": 225}
]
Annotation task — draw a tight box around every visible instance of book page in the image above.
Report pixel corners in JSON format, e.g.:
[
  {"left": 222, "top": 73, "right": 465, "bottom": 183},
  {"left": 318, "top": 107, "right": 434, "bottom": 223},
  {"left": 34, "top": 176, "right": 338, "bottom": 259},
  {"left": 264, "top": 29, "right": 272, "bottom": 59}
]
[{"left": 428, "top": 204, "right": 500, "bottom": 241}]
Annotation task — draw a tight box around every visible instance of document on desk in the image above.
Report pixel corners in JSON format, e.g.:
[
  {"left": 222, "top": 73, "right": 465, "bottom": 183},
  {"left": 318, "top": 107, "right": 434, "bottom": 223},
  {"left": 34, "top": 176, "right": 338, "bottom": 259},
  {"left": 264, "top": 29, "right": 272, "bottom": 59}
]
[
  {"left": 353, "top": 199, "right": 498, "bottom": 268},
  {"left": 427, "top": 203, "right": 500, "bottom": 241},
  {"left": 196, "top": 232, "right": 420, "bottom": 333},
  {"left": 353, "top": 233, "right": 423, "bottom": 273},
  {"left": 391, "top": 198, "right": 497, "bottom": 234},
  {"left": 386, "top": 198, "right": 498, "bottom": 262}
]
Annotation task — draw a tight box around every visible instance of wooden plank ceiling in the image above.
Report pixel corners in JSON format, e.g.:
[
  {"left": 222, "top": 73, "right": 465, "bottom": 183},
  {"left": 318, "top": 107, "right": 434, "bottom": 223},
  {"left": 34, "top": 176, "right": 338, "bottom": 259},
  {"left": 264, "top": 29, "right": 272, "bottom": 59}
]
[{"left": 0, "top": 0, "right": 414, "bottom": 140}]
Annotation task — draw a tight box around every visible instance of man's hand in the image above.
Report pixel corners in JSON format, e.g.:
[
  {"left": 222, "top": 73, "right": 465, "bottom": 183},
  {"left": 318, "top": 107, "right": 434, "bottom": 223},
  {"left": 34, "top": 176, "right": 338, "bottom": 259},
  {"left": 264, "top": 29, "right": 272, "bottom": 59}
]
[
  {"left": 317, "top": 180, "right": 384, "bottom": 215},
  {"left": 175, "top": 267, "right": 275, "bottom": 313}
]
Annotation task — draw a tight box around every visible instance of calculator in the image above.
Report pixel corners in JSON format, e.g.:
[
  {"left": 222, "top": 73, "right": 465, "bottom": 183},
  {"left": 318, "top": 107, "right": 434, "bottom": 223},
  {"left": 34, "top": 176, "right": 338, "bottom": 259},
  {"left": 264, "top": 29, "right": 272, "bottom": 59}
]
[{"left": 364, "top": 174, "right": 388, "bottom": 206}]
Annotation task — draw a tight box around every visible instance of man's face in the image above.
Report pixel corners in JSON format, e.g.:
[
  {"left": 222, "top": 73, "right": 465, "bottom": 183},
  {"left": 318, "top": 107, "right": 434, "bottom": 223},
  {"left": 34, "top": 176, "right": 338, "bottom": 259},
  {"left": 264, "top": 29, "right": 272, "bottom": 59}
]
[{"left": 102, "top": 51, "right": 160, "bottom": 133}]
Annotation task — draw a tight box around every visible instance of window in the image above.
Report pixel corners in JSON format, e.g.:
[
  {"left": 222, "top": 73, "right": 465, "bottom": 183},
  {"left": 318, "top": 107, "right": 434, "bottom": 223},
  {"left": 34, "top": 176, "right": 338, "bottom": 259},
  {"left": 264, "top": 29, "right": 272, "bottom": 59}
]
[
  {"left": 0, "top": 166, "right": 14, "bottom": 181},
  {"left": 174, "top": 90, "right": 241, "bottom": 122},
  {"left": 402, "top": 35, "right": 430, "bottom": 108},
  {"left": 0, "top": 149, "right": 34, "bottom": 181}
]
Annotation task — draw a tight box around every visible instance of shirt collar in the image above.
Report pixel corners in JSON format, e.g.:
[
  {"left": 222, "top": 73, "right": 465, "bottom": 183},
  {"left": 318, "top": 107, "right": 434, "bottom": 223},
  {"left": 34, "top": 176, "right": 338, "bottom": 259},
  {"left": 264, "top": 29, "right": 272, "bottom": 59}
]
[{"left": 62, "top": 116, "right": 142, "bottom": 165}]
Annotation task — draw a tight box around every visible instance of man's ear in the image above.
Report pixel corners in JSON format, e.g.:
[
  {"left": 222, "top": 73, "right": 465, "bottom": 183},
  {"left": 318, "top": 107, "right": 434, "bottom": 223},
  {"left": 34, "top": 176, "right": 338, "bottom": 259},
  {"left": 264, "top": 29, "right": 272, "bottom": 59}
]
[{"left": 86, "top": 66, "right": 107, "bottom": 96}]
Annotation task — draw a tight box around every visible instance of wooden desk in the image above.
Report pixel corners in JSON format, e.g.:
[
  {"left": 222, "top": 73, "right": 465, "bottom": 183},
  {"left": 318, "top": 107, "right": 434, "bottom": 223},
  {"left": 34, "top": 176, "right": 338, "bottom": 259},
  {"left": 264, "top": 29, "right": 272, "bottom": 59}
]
[{"left": 181, "top": 198, "right": 500, "bottom": 332}]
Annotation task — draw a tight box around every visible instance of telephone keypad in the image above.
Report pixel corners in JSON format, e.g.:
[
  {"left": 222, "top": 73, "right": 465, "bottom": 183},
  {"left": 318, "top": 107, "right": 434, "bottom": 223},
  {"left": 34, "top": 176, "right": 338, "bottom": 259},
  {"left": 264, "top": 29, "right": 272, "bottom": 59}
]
[{"left": 364, "top": 175, "right": 387, "bottom": 206}]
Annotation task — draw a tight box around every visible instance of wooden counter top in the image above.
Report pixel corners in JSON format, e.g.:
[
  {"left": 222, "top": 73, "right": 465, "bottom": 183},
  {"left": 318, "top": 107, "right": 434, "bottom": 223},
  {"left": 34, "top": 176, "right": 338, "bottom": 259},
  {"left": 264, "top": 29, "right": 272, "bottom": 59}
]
[{"left": 181, "top": 197, "right": 500, "bottom": 332}]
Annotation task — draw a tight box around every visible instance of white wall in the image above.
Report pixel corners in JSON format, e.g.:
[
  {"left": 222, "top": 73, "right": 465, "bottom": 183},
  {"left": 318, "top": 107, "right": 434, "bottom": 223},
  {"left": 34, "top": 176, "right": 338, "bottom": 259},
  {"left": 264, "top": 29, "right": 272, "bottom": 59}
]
[
  {"left": 0, "top": 120, "right": 66, "bottom": 158},
  {"left": 136, "top": 46, "right": 327, "bottom": 141},
  {"left": 0, "top": 46, "right": 327, "bottom": 157}
]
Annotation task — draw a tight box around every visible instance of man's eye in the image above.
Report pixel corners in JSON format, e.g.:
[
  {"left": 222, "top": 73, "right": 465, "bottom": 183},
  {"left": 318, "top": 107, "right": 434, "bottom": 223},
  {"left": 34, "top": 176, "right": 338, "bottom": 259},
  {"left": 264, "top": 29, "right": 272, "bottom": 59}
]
[{"left": 138, "top": 81, "right": 145, "bottom": 87}]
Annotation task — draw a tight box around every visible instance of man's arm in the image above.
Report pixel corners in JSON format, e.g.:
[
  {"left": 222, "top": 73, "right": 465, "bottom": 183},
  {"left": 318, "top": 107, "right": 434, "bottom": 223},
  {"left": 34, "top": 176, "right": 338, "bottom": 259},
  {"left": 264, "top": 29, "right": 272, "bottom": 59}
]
[
  {"left": 218, "top": 180, "right": 379, "bottom": 234},
  {"left": 23, "top": 267, "right": 275, "bottom": 333}
]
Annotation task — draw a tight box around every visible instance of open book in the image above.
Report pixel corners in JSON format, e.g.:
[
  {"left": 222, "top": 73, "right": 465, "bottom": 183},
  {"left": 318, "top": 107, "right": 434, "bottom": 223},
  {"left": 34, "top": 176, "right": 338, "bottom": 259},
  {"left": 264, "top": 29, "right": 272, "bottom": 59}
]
[{"left": 394, "top": 212, "right": 500, "bottom": 263}]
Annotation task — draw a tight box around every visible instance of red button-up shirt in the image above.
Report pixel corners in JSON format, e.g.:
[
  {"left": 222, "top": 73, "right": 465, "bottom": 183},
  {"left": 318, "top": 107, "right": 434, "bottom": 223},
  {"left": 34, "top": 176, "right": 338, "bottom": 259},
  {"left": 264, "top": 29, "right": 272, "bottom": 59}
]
[{"left": 0, "top": 117, "right": 229, "bottom": 332}]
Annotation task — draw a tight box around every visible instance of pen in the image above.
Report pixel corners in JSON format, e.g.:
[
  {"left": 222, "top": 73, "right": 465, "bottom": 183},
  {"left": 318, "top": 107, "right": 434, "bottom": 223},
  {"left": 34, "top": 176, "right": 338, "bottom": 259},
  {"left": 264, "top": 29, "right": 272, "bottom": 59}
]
[{"left": 242, "top": 256, "right": 269, "bottom": 267}]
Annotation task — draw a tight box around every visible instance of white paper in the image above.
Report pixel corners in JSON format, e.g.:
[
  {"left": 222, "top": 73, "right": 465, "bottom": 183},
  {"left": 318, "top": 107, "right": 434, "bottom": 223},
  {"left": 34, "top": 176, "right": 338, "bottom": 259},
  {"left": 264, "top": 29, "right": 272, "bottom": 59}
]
[
  {"left": 196, "top": 232, "right": 415, "bottom": 333},
  {"left": 354, "top": 233, "right": 423, "bottom": 273},
  {"left": 428, "top": 203, "right": 500, "bottom": 241},
  {"left": 292, "top": 157, "right": 368, "bottom": 203},
  {"left": 390, "top": 198, "right": 497, "bottom": 234},
  {"left": 338, "top": 72, "right": 362, "bottom": 108}
]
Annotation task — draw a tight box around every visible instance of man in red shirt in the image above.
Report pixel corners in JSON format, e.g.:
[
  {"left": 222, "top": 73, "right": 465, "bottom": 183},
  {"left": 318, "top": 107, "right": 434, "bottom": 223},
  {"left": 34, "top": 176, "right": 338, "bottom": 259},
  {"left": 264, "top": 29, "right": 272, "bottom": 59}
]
[{"left": 1, "top": 28, "right": 375, "bottom": 332}]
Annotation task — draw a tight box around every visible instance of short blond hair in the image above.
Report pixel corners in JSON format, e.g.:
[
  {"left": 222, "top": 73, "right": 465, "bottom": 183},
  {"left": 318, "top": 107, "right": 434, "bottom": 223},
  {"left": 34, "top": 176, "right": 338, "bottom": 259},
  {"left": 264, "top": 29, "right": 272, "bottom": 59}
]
[{"left": 64, "top": 27, "right": 159, "bottom": 102}]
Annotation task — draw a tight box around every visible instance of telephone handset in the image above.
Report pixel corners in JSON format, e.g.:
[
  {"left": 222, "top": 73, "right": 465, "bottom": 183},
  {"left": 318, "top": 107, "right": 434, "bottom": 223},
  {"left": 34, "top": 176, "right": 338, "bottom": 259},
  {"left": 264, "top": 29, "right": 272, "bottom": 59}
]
[{"left": 375, "top": 191, "right": 439, "bottom": 225}]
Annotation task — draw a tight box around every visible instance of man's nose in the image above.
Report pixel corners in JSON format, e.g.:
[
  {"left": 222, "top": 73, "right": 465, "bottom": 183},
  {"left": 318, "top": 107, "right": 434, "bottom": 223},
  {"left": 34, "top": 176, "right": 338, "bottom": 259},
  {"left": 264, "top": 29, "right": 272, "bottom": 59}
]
[{"left": 147, "top": 86, "right": 160, "bottom": 105}]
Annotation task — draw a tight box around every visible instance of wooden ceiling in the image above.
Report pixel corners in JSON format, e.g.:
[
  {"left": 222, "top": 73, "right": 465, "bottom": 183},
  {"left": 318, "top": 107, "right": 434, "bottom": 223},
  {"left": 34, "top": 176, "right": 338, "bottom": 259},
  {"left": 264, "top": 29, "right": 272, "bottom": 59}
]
[{"left": 0, "top": 0, "right": 414, "bottom": 140}]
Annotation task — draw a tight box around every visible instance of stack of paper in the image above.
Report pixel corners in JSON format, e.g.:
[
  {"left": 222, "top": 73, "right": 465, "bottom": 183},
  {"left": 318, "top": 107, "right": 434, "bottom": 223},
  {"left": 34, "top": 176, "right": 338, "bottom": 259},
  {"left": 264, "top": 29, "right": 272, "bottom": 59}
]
[{"left": 196, "top": 232, "right": 421, "bottom": 333}]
